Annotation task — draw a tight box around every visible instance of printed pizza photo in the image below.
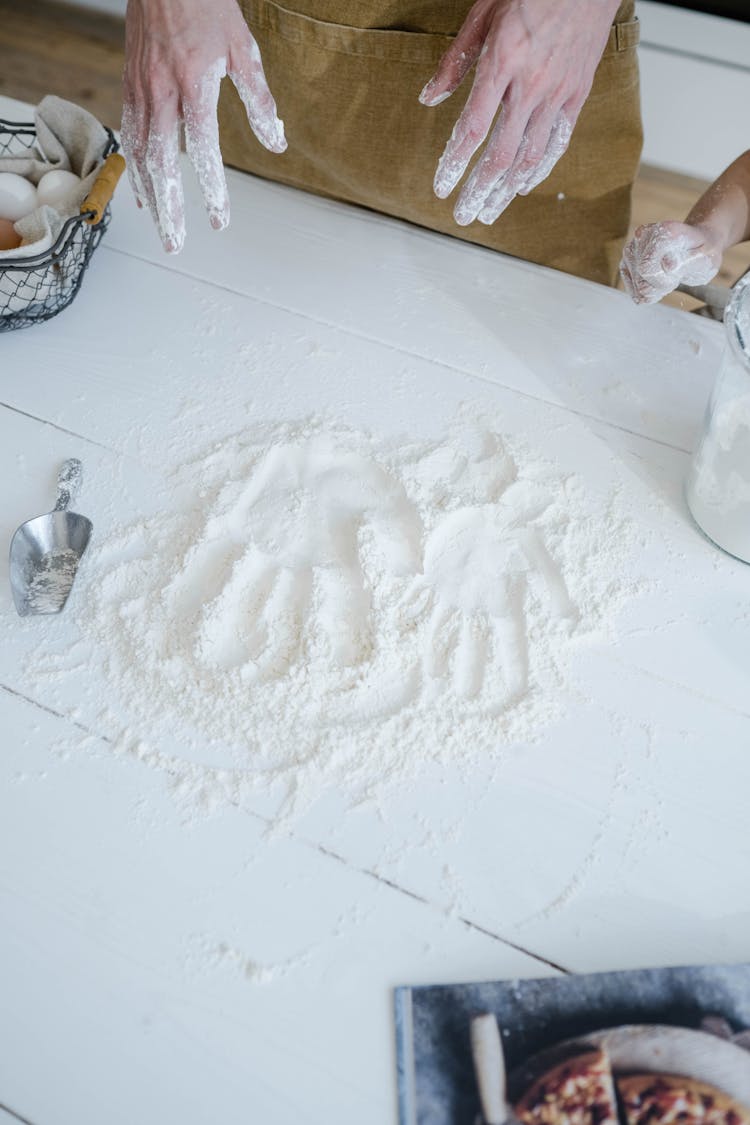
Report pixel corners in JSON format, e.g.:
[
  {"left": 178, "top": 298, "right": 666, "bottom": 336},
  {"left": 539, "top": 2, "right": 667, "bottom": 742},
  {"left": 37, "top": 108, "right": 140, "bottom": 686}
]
[
  {"left": 514, "top": 1047, "right": 620, "bottom": 1125},
  {"left": 618, "top": 1074, "right": 750, "bottom": 1125},
  {"left": 472, "top": 1019, "right": 750, "bottom": 1125}
]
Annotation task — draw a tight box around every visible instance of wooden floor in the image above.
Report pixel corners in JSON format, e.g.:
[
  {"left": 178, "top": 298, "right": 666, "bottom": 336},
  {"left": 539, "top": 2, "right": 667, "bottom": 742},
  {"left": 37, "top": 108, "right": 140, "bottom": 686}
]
[
  {"left": 2, "top": 0, "right": 750, "bottom": 300},
  {"left": 0, "top": 0, "right": 125, "bottom": 130}
]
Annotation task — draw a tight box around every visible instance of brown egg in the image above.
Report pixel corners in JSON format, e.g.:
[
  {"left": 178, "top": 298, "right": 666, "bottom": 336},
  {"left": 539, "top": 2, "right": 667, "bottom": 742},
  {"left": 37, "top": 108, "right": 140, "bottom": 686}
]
[{"left": 0, "top": 218, "right": 22, "bottom": 252}]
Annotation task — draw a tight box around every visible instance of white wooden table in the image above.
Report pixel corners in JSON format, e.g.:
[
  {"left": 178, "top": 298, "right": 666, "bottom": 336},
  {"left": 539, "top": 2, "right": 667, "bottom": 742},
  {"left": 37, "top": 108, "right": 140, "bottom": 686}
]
[{"left": 1, "top": 94, "right": 749, "bottom": 1125}]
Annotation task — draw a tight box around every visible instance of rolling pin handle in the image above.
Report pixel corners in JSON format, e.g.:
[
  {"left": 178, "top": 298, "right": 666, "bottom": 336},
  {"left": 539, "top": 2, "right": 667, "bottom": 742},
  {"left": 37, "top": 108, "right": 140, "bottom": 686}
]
[{"left": 81, "top": 153, "right": 127, "bottom": 226}]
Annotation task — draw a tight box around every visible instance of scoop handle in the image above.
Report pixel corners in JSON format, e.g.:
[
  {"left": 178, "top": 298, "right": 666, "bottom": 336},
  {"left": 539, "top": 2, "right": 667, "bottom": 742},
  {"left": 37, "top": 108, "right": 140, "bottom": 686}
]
[{"left": 54, "top": 458, "right": 83, "bottom": 512}]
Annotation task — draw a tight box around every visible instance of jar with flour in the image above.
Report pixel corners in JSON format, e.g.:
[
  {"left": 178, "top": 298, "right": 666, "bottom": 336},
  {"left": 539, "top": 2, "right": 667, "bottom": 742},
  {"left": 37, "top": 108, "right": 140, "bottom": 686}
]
[{"left": 686, "top": 276, "right": 750, "bottom": 562}]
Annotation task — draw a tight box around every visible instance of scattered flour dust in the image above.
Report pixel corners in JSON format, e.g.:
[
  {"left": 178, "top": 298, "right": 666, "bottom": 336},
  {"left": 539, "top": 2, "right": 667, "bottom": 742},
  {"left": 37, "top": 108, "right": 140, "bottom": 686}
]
[
  {"left": 34, "top": 414, "right": 644, "bottom": 828},
  {"left": 184, "top": 933, "right": 312, "bottom": 985}
]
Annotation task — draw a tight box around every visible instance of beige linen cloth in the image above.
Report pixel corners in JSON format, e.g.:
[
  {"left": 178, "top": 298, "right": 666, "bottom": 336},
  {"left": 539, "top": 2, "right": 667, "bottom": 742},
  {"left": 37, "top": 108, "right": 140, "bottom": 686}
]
[
  {"left": 0, "top": 94, "right": 110, "bottom": 259},
  {"left": 218, "top": 0, "right": 642, "bottom": 286}
]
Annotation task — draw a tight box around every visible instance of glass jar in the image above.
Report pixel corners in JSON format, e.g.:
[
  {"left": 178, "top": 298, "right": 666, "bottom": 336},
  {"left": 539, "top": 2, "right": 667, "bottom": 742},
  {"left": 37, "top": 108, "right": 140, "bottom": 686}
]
[{"left": 686, "top": 277, "right": 750, "bottom": 563}]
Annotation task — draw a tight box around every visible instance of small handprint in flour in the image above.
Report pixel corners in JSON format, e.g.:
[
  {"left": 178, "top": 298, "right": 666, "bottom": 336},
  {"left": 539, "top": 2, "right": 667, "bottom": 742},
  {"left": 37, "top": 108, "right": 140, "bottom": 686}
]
[
  {"left": 401, "top": 480, "right": 576, "bottom": 705},
  {"left": 165, "top": 435, "right": 421, "bottom": 678}
]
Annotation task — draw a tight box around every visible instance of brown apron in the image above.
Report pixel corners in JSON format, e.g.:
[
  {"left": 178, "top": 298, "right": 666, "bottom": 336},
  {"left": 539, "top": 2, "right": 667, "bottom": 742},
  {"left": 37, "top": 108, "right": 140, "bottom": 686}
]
[{"left": 218, "top": 0, "right": 641, "bottom": 286}]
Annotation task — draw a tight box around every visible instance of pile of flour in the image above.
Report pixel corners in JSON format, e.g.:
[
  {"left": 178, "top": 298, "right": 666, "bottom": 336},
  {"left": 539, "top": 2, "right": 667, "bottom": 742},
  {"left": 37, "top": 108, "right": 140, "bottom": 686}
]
[{"left": 38, "top": 415, "right": 643, "bottom": 826}]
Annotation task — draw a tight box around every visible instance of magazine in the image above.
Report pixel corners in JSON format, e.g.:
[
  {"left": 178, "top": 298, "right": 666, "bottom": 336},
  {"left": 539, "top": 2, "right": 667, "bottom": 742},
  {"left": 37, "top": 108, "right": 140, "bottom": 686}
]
[{"left": 394, "top": 963, "right": 750, "bottom": 1125}]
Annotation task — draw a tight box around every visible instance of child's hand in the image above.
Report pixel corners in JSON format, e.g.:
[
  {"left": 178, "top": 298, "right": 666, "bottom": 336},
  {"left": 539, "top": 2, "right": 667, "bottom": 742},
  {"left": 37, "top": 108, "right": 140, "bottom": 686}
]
[{"left": 620, "top": 221, "right": 722, "bottom": 305}]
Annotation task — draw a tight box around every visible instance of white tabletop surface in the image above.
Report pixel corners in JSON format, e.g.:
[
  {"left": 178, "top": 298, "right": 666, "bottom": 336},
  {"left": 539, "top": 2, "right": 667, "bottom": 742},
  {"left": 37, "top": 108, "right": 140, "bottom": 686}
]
[{"left": 1, "top": 95, "right": 749, "bottom": 1125}]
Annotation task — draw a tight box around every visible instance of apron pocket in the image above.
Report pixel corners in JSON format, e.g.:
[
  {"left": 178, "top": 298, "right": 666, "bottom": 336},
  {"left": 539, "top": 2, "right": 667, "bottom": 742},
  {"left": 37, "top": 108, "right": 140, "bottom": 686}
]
[{"left": 243, "top": 0, "right": 454, "bottom": 63}]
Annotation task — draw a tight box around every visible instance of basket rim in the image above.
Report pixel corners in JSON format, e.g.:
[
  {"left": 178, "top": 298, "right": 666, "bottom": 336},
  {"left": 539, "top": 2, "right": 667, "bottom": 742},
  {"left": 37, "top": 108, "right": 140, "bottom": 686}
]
[
  {"left": 0, "top": 118, "right": 36, "bottom": 135},
  {"left": 0, "top": 121, "right": 119, "bottom": 269}
]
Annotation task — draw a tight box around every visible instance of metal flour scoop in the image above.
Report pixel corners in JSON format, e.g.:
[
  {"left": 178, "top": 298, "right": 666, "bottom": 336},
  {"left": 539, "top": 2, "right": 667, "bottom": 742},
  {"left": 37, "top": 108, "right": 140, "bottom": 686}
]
[{"left": 10, "top": 459, "right": 92, "bottom": 617}]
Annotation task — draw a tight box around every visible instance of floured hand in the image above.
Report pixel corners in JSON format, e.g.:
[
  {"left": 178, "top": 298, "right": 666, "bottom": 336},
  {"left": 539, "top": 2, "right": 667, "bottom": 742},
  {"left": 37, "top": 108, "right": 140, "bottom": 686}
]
[
  {"left": 122, "top": 0, "right": 286, "bottom": 253},
  {"left": 620, "top": 221, "right": 722, "bottom": 305},
  {"left": 419, "top": 0, "right": 619, "bottom": 226}
]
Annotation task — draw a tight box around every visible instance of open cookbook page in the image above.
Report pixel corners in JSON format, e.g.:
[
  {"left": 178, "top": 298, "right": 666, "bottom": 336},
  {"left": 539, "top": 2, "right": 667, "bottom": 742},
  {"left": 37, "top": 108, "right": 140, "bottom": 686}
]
[{"left": 394, "top": 963, "right": 750, "bottom": 1125}]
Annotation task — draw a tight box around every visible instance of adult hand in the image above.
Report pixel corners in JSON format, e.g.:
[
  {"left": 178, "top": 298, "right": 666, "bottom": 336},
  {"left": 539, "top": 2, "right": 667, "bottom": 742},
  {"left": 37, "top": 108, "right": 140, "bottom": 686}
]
[
  {"left": 419, "top": 0, "right": 619, "bottom": 226},
  {"left": 122, "top": 0, "right": 286, "bottom": 253},
  {"left": 620, "top": 222, "right": 722, "bottom": 305}
]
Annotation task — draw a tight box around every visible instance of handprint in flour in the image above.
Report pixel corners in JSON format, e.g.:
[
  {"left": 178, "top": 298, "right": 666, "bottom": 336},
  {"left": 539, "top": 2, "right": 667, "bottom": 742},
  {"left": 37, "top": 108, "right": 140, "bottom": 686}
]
[
  {"left": 401, "top": 467, "right": 576, "bottom": 707},
  {"left": 165, "top": 435, "right": 421, "bottom": 678}
]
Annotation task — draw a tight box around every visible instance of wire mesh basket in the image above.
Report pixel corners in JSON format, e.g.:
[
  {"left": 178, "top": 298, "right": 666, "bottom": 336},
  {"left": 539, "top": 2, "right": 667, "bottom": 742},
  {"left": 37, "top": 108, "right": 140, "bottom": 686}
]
[{"left": 0, "top": 119, "right": 124, "bottom": 332}]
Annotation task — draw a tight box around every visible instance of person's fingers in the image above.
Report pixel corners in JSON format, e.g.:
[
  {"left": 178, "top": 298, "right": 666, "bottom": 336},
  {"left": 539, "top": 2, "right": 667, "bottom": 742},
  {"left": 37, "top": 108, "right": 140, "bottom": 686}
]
[
  {"left": 619, "top": 259, "right": 639, "bottom": 301},
  {"left": 419, "top": 13, "right": 488, "bottom": 107},
  {"left": 620, "top": 233, "right": 658, "bottom": 302},
  {"left": 126, "top": 161, "right": 146, "bottom": 211},
  {"left": 228, "top": 33, "right": 287, "bottom": 153},
  {"left": 619, "top": 222, "right": 719, "bottom": 305},
  {"left": 474, "top": 166, "right": 516, "bottom": 226},
  {"left": 517, "top": 111, "right": 573, "bottom": 197},
  {"left": 453, "top": 92, "right": 530, "bottom": 225},
  {"left": 144, "top": 97, "right": 185, "bottom": 254},
  {"left": 182, "top": 57, "right": 230, "bottom": 231},
  {"left": 477, "top": 102, "right": 559, "bottom": 224},
  {"left": 122, "top": 10, "right": 149, "bottom": 213},
  {"left": 621, "top": 231, "right": 651, "bottom": 300},
  {"left": 121, "top": 100, "right": 155, "bottom": 215},
  {"left": 433, "top": 54, "right": 511, "bottom": 200}
]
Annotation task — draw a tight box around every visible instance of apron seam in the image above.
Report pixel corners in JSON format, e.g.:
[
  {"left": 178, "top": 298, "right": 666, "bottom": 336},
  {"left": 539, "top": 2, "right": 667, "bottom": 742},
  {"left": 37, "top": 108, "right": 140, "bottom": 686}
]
[{"left": 242, "top": 0, "right": 639, "bottom": 61}]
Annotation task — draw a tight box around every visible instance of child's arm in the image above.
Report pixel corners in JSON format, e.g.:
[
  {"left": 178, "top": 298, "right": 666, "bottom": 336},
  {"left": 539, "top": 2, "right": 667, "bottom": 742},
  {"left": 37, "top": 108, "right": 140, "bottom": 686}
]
[
  {"left": 687, "top": 151, "right": 750, "bottom": 249},
  {"left": 620, "top": 150, "right": 750, "bottom": 305}
]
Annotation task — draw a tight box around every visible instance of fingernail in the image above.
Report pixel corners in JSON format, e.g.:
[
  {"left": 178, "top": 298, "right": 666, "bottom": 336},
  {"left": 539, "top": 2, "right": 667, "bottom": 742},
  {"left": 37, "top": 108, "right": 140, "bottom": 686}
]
[
  {"left": 419, "top": 79, "right": 437, "bottom": 105},
  {"left": 420, "top": 86, "right": 451, "bottom": 107},
  {"left": 453, "top": 201, "right": 477, "bottom": 226},
  {"left": 209, "top": 211, "right": 229, "bottom": 231},
  {"left": 267, "top": 117, "right": 287, "bottom": 153},
  {"left": 164, "top": 234, "right": 183, "bottom": 254}
]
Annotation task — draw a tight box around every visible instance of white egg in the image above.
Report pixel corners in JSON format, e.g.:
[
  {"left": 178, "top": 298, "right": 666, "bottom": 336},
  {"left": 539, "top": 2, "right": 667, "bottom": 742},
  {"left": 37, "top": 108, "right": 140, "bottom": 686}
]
[
  {"left": 36, "top": 169, "right": 81, "bottom": 210},
  {"left": 0, "top": 172, "right": 38, "bottom": 221}
]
